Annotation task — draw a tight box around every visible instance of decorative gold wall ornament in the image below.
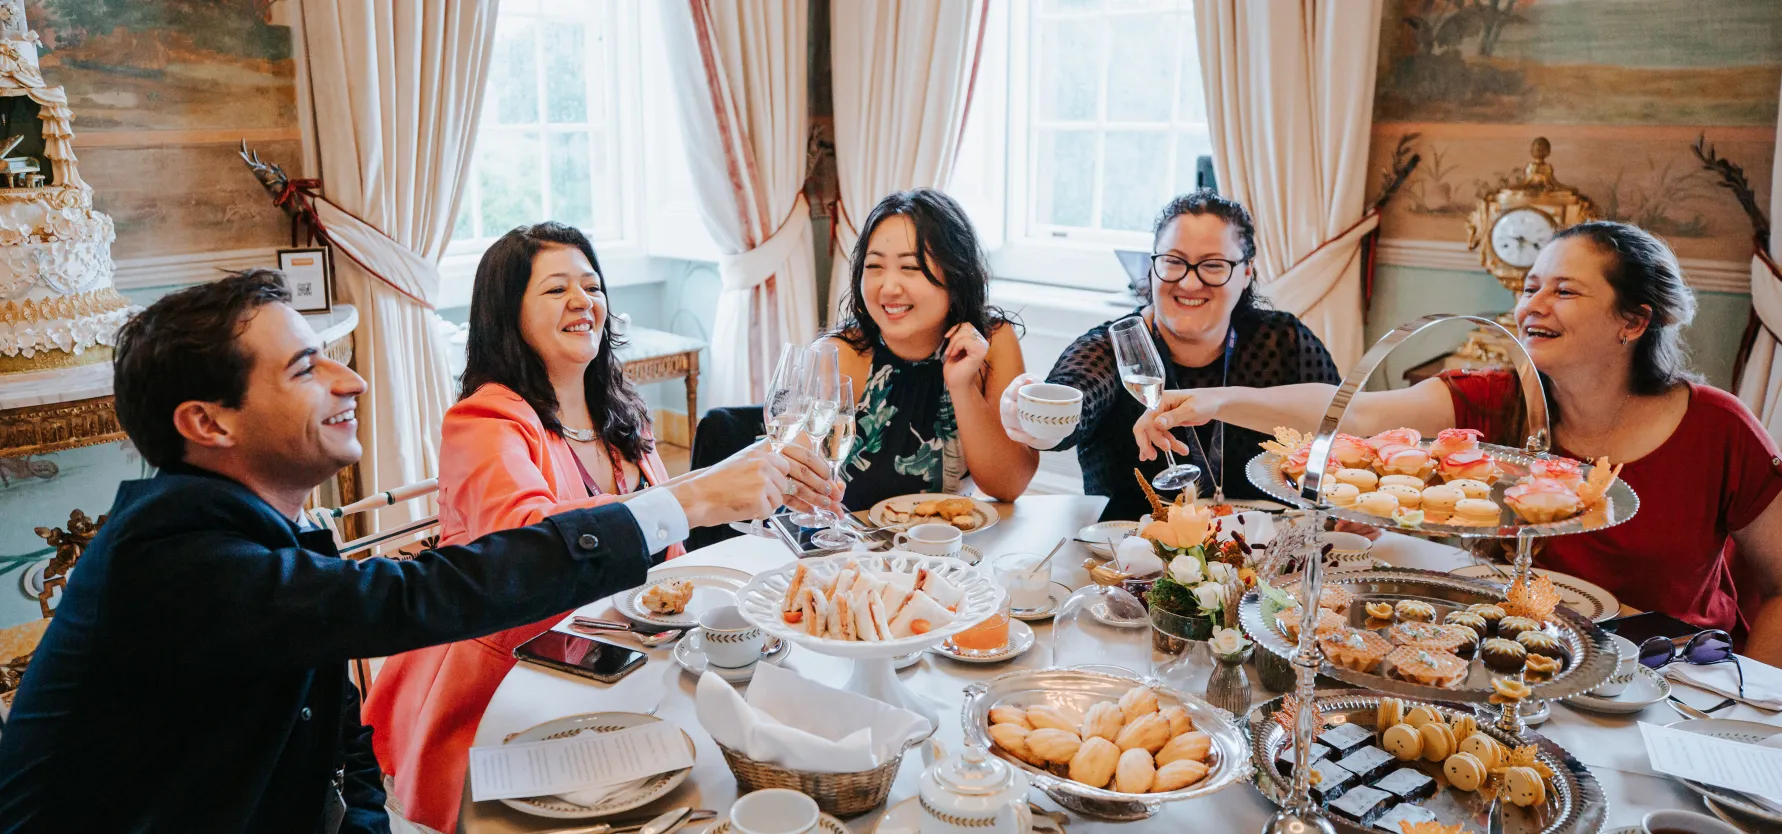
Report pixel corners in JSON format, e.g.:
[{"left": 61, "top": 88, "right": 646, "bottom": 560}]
[
  {"left": 1464, "top": 138, "right": 1599, "bottom": 294},
  {"left": 32, "top": 508, "right": 106, "bottom": 617}
]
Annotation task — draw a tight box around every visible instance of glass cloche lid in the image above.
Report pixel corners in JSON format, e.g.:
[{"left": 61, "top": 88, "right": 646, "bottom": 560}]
[{"left": 1052, "top": 582, "right": 1152, "bottom": 676}]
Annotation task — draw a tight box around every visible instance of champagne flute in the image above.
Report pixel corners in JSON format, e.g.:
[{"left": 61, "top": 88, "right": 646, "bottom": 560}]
[
  {"left": 750, "top": 344, "right": 812, "bottom": 536},
  {"left": 810, "top": 376, "right": 858, "bottom": 551},
  {"left": 1109, "top": 317, "right": 1202, "bottom": 493},
  {"left": 788, "top": 343, "right": 841, "bottom": 528}
]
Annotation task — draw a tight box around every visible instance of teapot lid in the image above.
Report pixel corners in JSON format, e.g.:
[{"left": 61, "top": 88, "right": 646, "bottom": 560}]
[{"left": 934, "top": 743, "right": 1015, "bottom": 795}]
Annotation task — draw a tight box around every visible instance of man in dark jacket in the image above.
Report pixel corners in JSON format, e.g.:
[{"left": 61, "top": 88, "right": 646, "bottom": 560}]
[{"left": 0, "top": 271, "right": 826, "bottom": 832}]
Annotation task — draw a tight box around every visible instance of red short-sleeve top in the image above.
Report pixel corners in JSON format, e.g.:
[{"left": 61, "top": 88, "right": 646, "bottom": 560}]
[{"left": 1441, "top": 369, "right": 1782, "bottom": 633}]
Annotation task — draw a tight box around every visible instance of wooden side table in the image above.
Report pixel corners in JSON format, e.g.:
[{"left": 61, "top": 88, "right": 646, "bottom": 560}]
[{"left": 615, "top": 327, "right": 707, "bottom": 446}]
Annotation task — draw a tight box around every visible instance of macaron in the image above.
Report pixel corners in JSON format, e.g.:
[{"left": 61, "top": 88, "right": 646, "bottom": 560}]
[
  {"left": 1335, "top": 468, "right": 1379, "bottom": 491},
  {"left": 1447, "top": 478, "right": 1493, "bottom": 500},
  {"left": 1324, "top": 482, "right": 1361, "bottom": 507},
  {"left": 1443, "top": 751, "right": 1486, "bottom": 791},
  {"left": 1420, "top": 484, "right": 1465, "bottom": 513},
  {"left": 1403, "top": 705, "right": 1442, "bottom": 728},
  {"left": 1453, "top": 498, "right": 1501, "bottom": 525},
  {"left": 1354, "top": 491, "right": 1399, "bottom": 516},
  {"left": 1419, "top": 721, "right": 1456, "bottom": 762},
  {"left": 1380, "top": 483, "right": 1422, "bottom": 508},
  {"left": 1458, "top": 733, "right": 1503, "bottom": 769},
  {"left": 1382, "top": 724, "right": 1423, "bottom": 761},
  {"left": 1379, "top": 474, "right": 1427, "bottom": 490}
]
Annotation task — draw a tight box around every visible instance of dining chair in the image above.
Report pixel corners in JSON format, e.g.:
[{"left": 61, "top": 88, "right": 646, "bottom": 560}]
[{"left": 314, "top": 479, "right": 440, "bottom": 693}]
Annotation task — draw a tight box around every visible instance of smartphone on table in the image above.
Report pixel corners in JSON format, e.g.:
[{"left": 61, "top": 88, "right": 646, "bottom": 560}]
[
  {"left": 1602, "top": 611, "right": 1705, "bottom": 645},
  {"left": 513, "top": 630, "right": 648, "bottom": 683}
]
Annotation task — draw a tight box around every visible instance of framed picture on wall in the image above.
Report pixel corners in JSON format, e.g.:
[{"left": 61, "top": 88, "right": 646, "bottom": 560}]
[{"left": 277, "top": 247, "right": 334, "bottom": 314}]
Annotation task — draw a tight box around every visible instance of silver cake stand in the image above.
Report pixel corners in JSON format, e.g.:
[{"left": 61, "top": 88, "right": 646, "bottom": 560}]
[{"left": 1245, "top": 315, "right": 1636, "bottom": 834}]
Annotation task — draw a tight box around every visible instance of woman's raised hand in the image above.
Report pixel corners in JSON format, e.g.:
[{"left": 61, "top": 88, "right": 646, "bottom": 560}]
[
  {"left": 941, "top": 322, "right": 990, "bottom": 392},
  {"left": 1134, "top": 389, "right": 1223, "bottom": 461},
  {"left": 998, "top": 371, "right": 1058, "bottom": 450}
]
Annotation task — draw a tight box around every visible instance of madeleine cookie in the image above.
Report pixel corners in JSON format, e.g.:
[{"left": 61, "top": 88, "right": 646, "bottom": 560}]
[{"left": 1443, "top": 751, "right": 1487, "bottom": 791}]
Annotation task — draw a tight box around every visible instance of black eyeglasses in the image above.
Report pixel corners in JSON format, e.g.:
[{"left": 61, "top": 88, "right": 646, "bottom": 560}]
[
  {"left": 1150, "top": 254, "right": 1247, "bottom": 287},
  {"left": 1639, "top": 629, "right": 1744, "bottom": 699}
]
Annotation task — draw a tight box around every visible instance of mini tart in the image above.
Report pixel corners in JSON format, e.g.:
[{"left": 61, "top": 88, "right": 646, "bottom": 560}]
[
  {"left": 1443, "top": 610, "right": 1490, "bottom": 638},
  {"left": 1380, "top": 483, "right": 1422, "bottom": 509},
  {"left": 1497, "top": 616, "right": 1542, "bottom": 641},
  {"left": 1451, "top": 498, "right": 1502, "bottom": 526},
  {"left": 1437, "top": 449, "right": 1500, "bottom": 483},
  {"left": 1516, "top": 630, "right": 1568, "bottom": 661},
  {"left": 1353, "top": 490, "right": 1399, "bottom": 517},
  {"left": 1524, "top": 654, "right": 1563, "bottom": 680},
  {"left": 1504, "top": 479, "right": 1583, "bottom": 524},
  {"left": 1387, "top": 623, "right": 1477, "bottom": 656},
  {"left": 1334, "top": 468, "right": 1380, "bottom": 491},
  {"left": 1467, "top": 603, "right": 1507, "bottom": 632},
  {"left": 1317, "top": 585, "right": 1355, "bottom": 613},
  {"left": 1480, "top": 637, "right": 1528, "bottom": 673},
  {"left": 1420, "top": 484, "right": 1465, "bottom": 513},
  {"left": 1447, "top": 478, "right": 1493, "bottom": 500},
  {"left": 1393, "top": 599, "right": 1437, "bottom": 623},
  {"left": 1387, "top": 646, "right": 1469, "bottom": 688},
  {"left": 1365, "top": 601, "right": 1395, "bottom": 621},
  {"left": 1324, "top": 482, "right": 1360, "bottom": 507},
  {"left": 1319, "top": 628, "right": 1394, "bottom": 674},
  {"left": 1379, "top": 474, "right": 1427, "bottom": 490}
]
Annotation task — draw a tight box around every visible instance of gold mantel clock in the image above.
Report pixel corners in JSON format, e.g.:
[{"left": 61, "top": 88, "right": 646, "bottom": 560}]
[{"left": 1465, "top": 137, "right": 1598, "bottom": 293}]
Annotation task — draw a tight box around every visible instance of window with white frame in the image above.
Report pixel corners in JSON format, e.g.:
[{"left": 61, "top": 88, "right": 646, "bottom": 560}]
[
  {"left": 452, "top": 0, "right": 629, "bottom": 248},
  {"left": 1010, "top": 0, "right": 1212, "bottom": 248}
]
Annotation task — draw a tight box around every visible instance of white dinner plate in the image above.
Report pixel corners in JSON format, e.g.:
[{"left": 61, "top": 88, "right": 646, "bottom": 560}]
[
  {"left": 1564, "top": 664, "right": 1671, "bottom": 715},
  {"left": 931, "top": 619, "right": 1036, "bottom": 664},
  {"left": 617, "top": 572, "right": 744, "bottom": 629},
  {"left": 497, "top": 712, "right": 695, "bottom": 819},
  {"left": 868, "top": 492, "right": 1000, "bottom": 534},
  {"left": 672, "top": 630, "right": 789, "bottom": 684},
  {"left": 1078, "top": 520, "right": 1141, "bottom": 556},
  {"left": 1450, "top": 565, "right": 1621, "bottom": 622}
]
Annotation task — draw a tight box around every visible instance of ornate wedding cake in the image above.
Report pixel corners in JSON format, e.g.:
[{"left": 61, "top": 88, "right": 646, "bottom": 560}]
[{"left": 0, "top": 0, "right": 128, "bottom": 373}]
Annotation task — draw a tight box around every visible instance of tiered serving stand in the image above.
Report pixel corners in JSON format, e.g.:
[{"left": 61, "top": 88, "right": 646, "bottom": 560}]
[{"left": 1238, "top": 315, "right": 1638, "bottom": 834}]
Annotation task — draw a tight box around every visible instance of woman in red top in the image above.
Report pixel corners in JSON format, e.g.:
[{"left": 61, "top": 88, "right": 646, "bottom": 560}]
[
  {"left": 364, "top": 222, "right": 838, "bottom": 829},
  {"left": 1133, "top": 221, "right": 1782, "bottom": 663}
]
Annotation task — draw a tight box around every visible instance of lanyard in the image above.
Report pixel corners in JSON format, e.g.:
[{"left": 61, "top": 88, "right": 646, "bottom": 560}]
[{"left": 570, "top": 437, "right": 647, "bottom": 497}]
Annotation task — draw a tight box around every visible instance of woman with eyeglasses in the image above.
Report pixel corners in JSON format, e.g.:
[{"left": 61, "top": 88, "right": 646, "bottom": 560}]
[
  {"left": 1000, "top": 190, "right": 1341, "bottom": 519},
  {"left": 1130, "top": 221, "right": 1782, "bottom": 664}
]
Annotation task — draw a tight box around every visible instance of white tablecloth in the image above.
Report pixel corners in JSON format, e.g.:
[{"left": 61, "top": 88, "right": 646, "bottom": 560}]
[{"left": 459, "top": 496, "right": 1782, "bottom": 833}]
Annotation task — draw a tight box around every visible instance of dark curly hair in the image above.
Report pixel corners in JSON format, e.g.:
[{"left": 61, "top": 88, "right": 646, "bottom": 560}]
[
  {"left": 461, "top": 222, "right": 653, "bottom": 463},
  {"left": 113, "top": 269, "right": 292, "bottom": 468},
  {"left": 831, "top": 188, "right": 1018, "bottom": 353},
  {"left": 1139, "top": 189, "right": 1270, "bottom": 322}
]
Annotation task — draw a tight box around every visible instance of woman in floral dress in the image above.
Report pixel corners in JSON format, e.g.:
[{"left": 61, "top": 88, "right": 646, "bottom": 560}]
[{"left": 825, "top": 189, "right": 1038, "bottom": 506}]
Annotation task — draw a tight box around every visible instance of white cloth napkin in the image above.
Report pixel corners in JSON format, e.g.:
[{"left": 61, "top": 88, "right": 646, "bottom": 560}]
[
  {"left": 694, "top": 663, "right": 931, "bottom": 773},
  {"left": 1114, "top": 535, "right": 1164, "bottom": 578},
  {"left": 1220, "top": 511, "right": 1277, "bottom": 548},
  {"left": 1666, "top": 655, "right": 1782, "bottom": 711}
]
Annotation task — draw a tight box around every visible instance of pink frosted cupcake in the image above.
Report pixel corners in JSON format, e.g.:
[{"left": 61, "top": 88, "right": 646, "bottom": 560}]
[
  {"left": 1331, "top": 433, "right": 1377, "bottom": 469},
  {"left": 1375, "top": 443, "right": 1433, "bottom": 478},
  {"left": 1504, "top": 479, "right": 1583, "bottom": 523},
  {"left": 1438, "top": 449, "right": 1501, "bottom": 483},
  {"left": 1430, "top": 428, "right": 1484, "bottom": 459},
  {"left": 1525, "top": 456, "right": 1585, "bottom": 488}
]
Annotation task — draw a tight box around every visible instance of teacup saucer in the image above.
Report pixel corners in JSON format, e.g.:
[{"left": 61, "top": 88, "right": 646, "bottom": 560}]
[
  {"left": 713, "top": 812, "right": 848, "bottom": 834},
  {"left": 873, "top": 796, "right": 1063, "bottom": 834},
  {"left": 672, "top": 629, "right": 789, "bottom": 683},
  {"left": 930, "top": 620, "right": 1036, "bottom": 664},
  {"left": 1010, "top": 582, "right": 1072, "bottom": 622},
  {"left": 893, "top": 650, "right": 924, "bottom": 671},
  {"left": 1565, "top": 664, "right": 1671, "bottom": 714}
]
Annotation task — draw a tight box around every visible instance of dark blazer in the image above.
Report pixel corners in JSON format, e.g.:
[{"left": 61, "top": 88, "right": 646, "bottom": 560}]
[{"left": 0, "top": 463, "right": 654, "bottom": 833}]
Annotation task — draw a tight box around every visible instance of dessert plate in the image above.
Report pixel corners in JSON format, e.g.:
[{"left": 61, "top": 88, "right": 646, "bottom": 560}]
[
  {"left": 931, "top": 619, "right": 1036, "bottom": 664},
  {"left": 1563, "top": 664, "right": 1670, "bottom": 715},
  {"left": 868, "top": 492, "right": 1000, "bottom": 534},
  {"left": 498, "top": 712, "right": 694, "bottom": 819},
  {"left": 617, "top": 572, "right": 745, "bottom": 630}
]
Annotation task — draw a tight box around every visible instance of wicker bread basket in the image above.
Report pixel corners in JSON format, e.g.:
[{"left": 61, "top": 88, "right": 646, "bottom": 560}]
[{"left": 717, "top": 739, "right": 916, "bottom": 817}]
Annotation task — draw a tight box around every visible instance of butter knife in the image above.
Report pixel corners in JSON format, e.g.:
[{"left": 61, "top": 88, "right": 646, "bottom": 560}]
[{"left": 536, "top": 808, "right": 713, "bottom": 834}]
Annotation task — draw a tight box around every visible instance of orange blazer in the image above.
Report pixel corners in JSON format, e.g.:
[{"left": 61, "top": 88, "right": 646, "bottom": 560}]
[{"left": 363, "top": 383, "right": 682, "bottom": 830}]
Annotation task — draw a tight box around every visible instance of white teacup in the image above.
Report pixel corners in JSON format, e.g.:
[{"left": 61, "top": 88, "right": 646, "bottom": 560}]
[
  {"left": 731, "top": 788, "right": 820, "bottom": 834},
  {"left": 1641, "top": 809, "right": 1742, "bottom": 834},
  {"left": 1594, "top": 632, "right": 1640, "bottom": 698},
  {"left": 697, "top": 605, "right": 765, "bottom": 669},
  {"left": 896, "top": 523, "right": 963, "bottom": 557},
  {"left": 1017, "top": 383, "right": 1083, "bottom": 443}
]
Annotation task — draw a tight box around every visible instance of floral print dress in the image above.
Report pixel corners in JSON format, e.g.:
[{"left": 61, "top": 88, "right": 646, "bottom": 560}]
[{"left": 842, "top": 340, "right": 965, "bottom": 509}]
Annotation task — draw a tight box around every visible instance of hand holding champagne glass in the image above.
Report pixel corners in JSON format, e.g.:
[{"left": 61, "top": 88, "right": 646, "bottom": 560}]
[
  {"left": 789, "top": 343, "right": 841, "bottom": 528},
  {"left": 810, "top": 377, "right": 859, "bottom": 551},
  {"left": 1109, "top": 317, "right": 1202, "bottom": 492},
  {"left": 751, "top": 344, "right": 812, "bottom": 536}
]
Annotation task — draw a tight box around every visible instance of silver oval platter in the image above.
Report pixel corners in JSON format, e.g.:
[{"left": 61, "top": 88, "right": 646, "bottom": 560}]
[
  {"left": 1240, "top": 567, "right": 1618, "bottom": 705},
  {"left": 1248, "top": 690, "right": 1606, "bottom": 834},
  {"left": 1246, "top": 446, "right": 1639, "bottom": 539}
]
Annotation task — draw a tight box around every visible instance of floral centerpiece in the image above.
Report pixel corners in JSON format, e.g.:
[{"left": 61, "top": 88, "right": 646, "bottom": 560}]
[{"left": 1126, "top": 477, "right": 1259, "bottom": 652}]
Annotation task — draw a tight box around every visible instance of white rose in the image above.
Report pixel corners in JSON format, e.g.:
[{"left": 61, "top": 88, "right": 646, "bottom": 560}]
[
  {"left": 1206, "top": 562, "right": 1236, "bottom": 584},
  {"left": 1210, "top": 626, "right": 1250, "bottom": 655},
  {"left": 1192, "top": 581, "right": 1224, "bottom": 612},
  {"left": 1168, "top": 554, "right": 1204, "bottom": 585}
]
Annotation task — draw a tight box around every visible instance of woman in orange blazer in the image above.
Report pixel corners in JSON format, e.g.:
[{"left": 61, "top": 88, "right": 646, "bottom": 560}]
[{"left": 363, "top": 222, "right": 684, "bottom": 830}]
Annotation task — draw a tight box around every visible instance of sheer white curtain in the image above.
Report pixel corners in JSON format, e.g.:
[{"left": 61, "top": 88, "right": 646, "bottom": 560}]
[
  {"left": 827, "top": 0, "right": 987, "bottom": 318},
  {"left": 1193, "top": 0, "right": 1383, "bottom": 372},
  {"left": 660, "top": 0, "right": 817, "bottom": 407},
  {"left": 1734, "top": 84, "right": 1782, "bottom": 441},
  {"left": 296, "top": 0, "right": 497, "bottom": 531}
]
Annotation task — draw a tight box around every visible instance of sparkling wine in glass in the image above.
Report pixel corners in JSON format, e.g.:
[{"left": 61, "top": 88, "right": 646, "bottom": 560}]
[
  {"left": 810, "top": 377, "right": 860, "bottom": 551},
  {"left": 751, "top": 343, "right": 811, "bottom": 536},
  {"left": 1109, "top": 317, "right": 1202, "bottom": 493},
  {"left": 790, "top": 343, "right": 841, "bottom": 528}
]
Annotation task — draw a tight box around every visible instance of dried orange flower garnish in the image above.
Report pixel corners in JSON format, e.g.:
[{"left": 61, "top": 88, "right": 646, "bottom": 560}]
[
  {"left": 1489, "top": 677, "right": 1532, "bottom": 705},
  {"left": 1504, "top": 574, "right": 1561, "bottom": 623}
]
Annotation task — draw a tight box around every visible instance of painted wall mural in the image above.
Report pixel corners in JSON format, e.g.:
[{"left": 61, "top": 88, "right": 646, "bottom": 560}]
[{"left": 1368, "top": 0, "right": 1781, "bottom": 265}]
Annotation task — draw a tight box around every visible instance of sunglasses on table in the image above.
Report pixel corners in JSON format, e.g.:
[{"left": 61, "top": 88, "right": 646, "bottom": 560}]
[
  {"left": 1149, "top": 254, "right": 1249, "bottom": 287},
  {"left": 1638, "top": 628, "right": 1744, "bottom": 699}
]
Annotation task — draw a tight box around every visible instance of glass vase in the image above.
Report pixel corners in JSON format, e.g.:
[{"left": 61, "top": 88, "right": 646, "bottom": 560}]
[{"left": 1205, "top": 648, "right": 1253, "bottom": 716}]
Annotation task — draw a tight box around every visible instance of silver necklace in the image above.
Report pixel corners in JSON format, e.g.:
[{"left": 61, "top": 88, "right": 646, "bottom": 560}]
[{"left": 562, "top": 426, "right": 598, "bottom": 442}]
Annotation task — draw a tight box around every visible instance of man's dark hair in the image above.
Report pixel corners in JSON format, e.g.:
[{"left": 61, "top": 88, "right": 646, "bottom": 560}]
[{"left": 113, "top": 269, "right": 292, "bottom": 468}]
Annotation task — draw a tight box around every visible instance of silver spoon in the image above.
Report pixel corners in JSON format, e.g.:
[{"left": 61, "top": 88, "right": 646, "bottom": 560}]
[{"left": 569, "top": 622, "right": 682, "bottom": 648}]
